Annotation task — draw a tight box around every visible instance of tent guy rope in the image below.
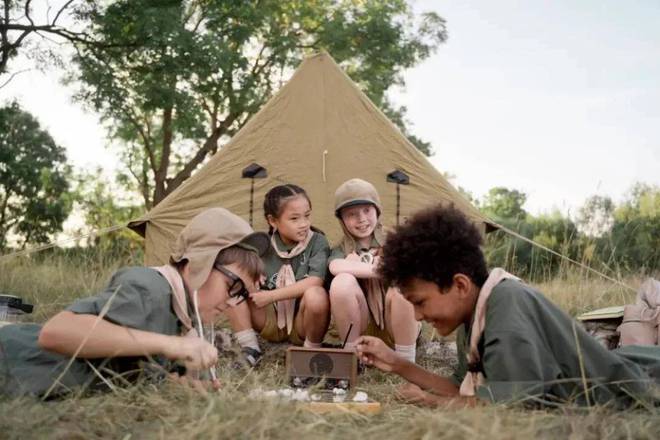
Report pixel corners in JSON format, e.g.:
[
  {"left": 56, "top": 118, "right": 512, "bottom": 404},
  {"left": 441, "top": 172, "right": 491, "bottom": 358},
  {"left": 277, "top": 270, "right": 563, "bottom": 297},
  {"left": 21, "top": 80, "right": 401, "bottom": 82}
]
[
  {"left": 0, "top": 224, "right": 125, "bottom": 262},
  {"left": 494, "top": 222, "right": 636, "bottom": 292},
  {"left": 0, "top": 216, "right": 637, "bottom": 293}
]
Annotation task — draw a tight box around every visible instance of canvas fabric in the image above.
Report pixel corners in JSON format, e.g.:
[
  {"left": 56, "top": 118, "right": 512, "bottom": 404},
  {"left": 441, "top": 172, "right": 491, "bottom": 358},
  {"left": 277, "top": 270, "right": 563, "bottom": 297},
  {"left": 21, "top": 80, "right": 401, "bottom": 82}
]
[
  {"left": 618, "top": 278, "right": 660, "bottom": 346},
  {"left": 169, "top": 207, "right": 269, "bottom": 293},
  {"left": 127, "top": 52, "right": 493, "bottom": 266}
]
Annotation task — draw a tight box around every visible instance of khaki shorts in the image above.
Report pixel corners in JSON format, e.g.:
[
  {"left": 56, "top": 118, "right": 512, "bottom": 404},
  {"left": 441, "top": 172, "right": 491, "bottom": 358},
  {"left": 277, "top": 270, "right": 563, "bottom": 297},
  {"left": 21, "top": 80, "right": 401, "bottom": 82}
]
[
  {"left": 365, "top": 316, "right": 422, "bottom": 349},
  {"left": 365, "top": 316, "right": 395, "bottom": 348},
  {"left": 259, "top": 304, "right": 304, "bottom": 346}
]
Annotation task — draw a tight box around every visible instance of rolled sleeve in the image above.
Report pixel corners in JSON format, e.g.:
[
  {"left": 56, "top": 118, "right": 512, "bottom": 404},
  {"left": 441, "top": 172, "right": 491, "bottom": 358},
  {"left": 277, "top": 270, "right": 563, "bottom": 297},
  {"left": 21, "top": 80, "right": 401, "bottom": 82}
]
[
  {"left": 305, "top": 234, "right": 330, "bottom": 279},
  {"left": 327, "top": 247, "right": 346, "bottom": 264},
  {"left": 67, "top": 267, "right": 171, "bottom": 331}
]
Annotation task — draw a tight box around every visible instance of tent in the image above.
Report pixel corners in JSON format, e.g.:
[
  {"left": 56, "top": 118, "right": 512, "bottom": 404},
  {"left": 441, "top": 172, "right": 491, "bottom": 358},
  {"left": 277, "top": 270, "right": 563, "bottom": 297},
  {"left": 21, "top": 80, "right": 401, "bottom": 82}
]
[{"left": 129, "top": 52, "right": 495, "bottom": 265}]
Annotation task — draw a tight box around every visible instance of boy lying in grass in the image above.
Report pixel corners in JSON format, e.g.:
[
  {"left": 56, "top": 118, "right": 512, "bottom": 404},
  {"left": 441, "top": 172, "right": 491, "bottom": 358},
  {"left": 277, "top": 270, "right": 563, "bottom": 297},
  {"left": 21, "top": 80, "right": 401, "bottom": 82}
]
[
  {"left": 0, "top": 208, "right": 269, "bottom": 398},
  {"left": 356, "top": 205, "right": 660, "bottom": 408}
]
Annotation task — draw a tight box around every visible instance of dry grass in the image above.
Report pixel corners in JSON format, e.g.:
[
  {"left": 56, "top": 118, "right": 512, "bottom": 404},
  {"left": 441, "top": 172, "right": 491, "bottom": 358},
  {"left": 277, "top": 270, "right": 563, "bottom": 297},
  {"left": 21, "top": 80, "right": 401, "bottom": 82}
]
[{"left": 1, "top": 252, "right": 658, "bottom": 439}]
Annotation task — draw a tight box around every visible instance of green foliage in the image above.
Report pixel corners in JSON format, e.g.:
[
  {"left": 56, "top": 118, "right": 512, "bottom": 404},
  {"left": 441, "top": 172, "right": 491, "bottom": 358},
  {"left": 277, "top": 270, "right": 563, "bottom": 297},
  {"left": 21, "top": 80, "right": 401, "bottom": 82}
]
[
  {"left": 0, "top": 101, "right": 72, "bottom": 250},
  {"left": 483, "top": 183, "right": 660, "bottom": 279},
  {"left": 71, "top": 169, "right": 144, "bottom": 256},
  {"left": 70, "top": 0, "right": 447, "bottom": 208},
  {"left": 595, "top": 184, "right": 659, "bottom": 272},
  {"left": 481, "top": 187, "right": 527, "bottom": 222},
  {"left": 577, "top": 195, "right": 614, "bottom": 237}
]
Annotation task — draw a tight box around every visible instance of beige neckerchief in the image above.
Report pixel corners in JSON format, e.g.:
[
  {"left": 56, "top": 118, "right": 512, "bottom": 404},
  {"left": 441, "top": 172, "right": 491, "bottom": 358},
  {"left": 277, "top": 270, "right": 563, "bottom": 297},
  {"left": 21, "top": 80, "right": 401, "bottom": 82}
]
[
  {"left": 459, "top": 268, "right": 520, "bottom": 397},
  {"left": 357, "top": 246, "right": 386, "bottom": 329},
  {"left": 152, "top": 264, "right": 193, "bottom": 332},
  {"left": 270, "top": 229, "right": 314, "bottom": 334},
  {"left": 339, "top": 222, "right": 387, "bottom": 329}
]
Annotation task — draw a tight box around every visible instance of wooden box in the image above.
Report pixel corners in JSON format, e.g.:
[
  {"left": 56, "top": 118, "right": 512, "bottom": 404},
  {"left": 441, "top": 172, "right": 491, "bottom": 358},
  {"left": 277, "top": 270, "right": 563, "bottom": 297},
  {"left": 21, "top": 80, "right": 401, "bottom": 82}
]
[{"left": 285, "top": 347, "right": 358, "bottom": 389}]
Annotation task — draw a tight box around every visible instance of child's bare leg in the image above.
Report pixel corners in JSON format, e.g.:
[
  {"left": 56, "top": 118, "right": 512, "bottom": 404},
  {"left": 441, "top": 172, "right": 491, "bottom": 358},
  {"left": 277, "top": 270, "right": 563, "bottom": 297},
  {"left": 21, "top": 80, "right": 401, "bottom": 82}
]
[
  {"left": 222, "top": 301, "right": 263, "bottom": 354},
  {"left": 385, "top": 288, "right": 420, "bottom": 363},
  {"left": 248, "top": 301, "right": 267, "bottom": 333},
  {"left": 329, "top": 273, "right": 369, "bottom": 347},
  {"left": 224, "top": 301, "right": 254, "bottom": 332},
  {"left": 295, "top": 286, "right": 330, "bottom": 346}
]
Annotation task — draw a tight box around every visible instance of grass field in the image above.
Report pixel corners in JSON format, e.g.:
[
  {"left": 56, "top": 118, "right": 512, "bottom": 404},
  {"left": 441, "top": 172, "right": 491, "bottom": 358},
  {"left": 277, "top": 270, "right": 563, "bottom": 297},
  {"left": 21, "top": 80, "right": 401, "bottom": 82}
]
[{"left": 1, "top": 250, "right": 658, "bottom": 439}]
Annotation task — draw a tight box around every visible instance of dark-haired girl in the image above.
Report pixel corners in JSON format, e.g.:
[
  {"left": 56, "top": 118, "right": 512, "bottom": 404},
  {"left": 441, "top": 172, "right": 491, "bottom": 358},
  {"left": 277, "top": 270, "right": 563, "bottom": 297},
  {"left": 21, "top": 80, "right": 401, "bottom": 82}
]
[{"left": 247, "top": 184, "right": 330, "bottom": 348}]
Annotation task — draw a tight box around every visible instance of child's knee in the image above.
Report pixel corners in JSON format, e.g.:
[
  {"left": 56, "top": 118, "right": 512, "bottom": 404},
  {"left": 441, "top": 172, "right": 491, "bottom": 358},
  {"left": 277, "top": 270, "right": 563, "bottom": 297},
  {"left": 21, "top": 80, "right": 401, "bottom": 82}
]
[
  {"left": 329, "top": 273, "right": 359, "bottom": 297},
  {"left": 387, "top": 288, "right": 411, "bottom": 312},
  {"left": 304, "top": 286, "right": 329, "bottom": 313}
]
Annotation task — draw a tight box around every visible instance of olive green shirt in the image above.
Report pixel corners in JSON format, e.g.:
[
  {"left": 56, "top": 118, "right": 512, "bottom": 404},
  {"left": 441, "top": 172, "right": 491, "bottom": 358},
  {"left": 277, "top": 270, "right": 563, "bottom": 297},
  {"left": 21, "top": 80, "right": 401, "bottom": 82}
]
[
  {"left": 328, "top": 237, "right": 380, "bottom": 264},
  {"left": 262, "top": 231, "right": 330, "bottom": 290},
  {"left": 450, "top": 279, "right": 660, "bottom": 407},
  {"left": 0, "top": 267, "right": 180, "bottom": 398}
]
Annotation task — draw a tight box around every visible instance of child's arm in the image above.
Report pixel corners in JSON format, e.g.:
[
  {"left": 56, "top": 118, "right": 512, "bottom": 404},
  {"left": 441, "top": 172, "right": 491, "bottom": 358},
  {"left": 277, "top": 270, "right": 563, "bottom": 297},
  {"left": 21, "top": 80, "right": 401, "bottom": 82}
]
[
  {"left": 328, "top": 253, "right": 379, "bottom": 279},
  {"left": 250, "top": 275, "right": 323, "bottom": 308},
  {"left": 39, "top": 311, "right": 217, "bottom": 370},
  {"left": 395, "top": 383, "right": 479, "bottom": 408},
  {"left": 356, "top": 336, "right": 460, "bottom": 397}
]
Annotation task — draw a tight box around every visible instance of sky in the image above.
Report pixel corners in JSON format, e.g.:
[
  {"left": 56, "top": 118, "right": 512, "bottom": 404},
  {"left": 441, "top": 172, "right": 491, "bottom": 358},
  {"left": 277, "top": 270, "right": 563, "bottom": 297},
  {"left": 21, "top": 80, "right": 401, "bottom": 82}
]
[{"left": 1, "top": 0, "right": 659, "bottom": 218}]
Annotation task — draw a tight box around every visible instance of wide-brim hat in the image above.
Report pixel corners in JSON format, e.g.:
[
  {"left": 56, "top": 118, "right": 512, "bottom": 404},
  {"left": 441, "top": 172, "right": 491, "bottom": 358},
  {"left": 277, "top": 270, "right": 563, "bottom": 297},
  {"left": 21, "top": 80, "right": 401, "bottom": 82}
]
[
  {"left": 334, "top": 178, "right": 382, "bottom": 217},
  {"left": 170, "top": 208, "right": 269, "bottom": 292}
]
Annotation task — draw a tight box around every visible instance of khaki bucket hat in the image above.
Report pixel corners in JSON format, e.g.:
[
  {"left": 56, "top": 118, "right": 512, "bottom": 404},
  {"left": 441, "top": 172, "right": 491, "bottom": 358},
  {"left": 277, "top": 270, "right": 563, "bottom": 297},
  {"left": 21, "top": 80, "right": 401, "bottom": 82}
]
[
  {"left": 170, "top": 208, "right": 270, "bottom": 292},
  {"left": 334, "top": 178, "right": 382, "bottom": 217}
]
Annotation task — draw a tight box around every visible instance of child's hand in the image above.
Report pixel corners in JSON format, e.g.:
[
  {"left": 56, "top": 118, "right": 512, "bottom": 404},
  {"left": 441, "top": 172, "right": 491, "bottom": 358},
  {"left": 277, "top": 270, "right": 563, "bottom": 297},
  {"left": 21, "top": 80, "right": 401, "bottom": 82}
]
[
  {"left": 250, "top": 291, "right": 274, "bottom": 308},
  {"left": 167, "top": 372, "right": 222, "bottom": 395},
  {"left": 355, "top": 336, "right": 402, "bottom": 373},
  {"left": 395, "top": 383, "right": 429, "bottom": 404},
  {"left": 165, "top": 336, "right": 218, "bottom": 370}
]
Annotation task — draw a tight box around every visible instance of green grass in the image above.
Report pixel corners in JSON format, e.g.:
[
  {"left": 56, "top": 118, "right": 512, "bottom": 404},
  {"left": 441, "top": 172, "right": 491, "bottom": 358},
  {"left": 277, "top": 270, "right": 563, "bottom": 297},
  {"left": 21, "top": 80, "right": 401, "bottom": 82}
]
[{"left": 1, "top": 250, "right": 658, "bottom": 439}]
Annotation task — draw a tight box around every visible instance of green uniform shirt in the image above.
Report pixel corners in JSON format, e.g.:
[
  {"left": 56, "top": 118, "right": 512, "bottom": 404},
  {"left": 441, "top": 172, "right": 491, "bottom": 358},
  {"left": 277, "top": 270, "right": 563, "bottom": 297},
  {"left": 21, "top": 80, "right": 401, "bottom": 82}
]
[
  {"left": 328, "top": 236, "right": 380, "bottom": 264},
  {"left": 0, "top": 267, "right": 180, "bottom": 398},
  {"left": 450, "top": 279, "right": 660, "bottom": 407},
  {"left": 262, "top": 231, "right": 330, "bottom": 290}
]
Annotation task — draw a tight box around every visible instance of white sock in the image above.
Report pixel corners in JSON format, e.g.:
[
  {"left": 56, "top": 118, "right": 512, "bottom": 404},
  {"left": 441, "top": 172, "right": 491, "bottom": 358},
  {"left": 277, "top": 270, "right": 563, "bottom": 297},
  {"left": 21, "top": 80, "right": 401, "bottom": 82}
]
[
  {"left": 304, "top": 339, "right": 322, "bottom": 349},
  {"left": 234, "top": 329, "right": 261, "bottom": 352},
  {"left": 395, "top": 344, "right": 416, "bottom": 363}
]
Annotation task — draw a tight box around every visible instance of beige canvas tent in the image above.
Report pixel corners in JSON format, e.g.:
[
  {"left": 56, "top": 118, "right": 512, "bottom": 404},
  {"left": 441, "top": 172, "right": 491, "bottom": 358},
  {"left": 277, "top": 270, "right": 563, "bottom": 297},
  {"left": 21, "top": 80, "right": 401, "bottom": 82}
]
[{"left": 129, "top": 52, "right": 495, "bottom": 265}]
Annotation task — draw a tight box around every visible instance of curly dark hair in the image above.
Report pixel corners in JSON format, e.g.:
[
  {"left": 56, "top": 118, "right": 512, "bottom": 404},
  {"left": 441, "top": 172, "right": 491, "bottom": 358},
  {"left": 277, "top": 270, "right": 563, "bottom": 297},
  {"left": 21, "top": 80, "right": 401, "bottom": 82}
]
[{"left": 379, "top": 204, "right": 488, "bottom": 290}]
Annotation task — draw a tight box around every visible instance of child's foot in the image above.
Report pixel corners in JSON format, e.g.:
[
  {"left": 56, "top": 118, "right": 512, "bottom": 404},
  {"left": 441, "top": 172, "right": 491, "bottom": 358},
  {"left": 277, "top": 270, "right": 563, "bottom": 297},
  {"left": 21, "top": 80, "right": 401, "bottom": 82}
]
[{"left": 241, "top": 347, "right": 263, "bottom": 368}]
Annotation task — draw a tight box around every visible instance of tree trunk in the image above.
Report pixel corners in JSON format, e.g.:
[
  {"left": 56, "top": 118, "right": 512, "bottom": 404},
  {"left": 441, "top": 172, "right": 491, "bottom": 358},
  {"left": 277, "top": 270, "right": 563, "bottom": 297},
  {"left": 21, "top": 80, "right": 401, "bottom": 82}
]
[{"left": 152, "top": 106, "right": 173, "bottom": 206}]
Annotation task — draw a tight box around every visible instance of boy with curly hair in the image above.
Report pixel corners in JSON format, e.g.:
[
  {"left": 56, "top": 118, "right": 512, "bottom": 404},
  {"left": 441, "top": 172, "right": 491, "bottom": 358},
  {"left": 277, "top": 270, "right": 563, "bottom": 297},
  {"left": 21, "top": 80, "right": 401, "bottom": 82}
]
[{"left": 356, "top": 205, "right": 660, "bottom": 408}]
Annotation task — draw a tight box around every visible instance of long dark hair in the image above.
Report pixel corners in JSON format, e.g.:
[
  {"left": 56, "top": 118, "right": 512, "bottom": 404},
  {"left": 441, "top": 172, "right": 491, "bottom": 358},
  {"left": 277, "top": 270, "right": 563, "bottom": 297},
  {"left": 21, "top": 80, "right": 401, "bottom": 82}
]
[{"left": 263, "top": 184, "right": 312, "bottom": 235}]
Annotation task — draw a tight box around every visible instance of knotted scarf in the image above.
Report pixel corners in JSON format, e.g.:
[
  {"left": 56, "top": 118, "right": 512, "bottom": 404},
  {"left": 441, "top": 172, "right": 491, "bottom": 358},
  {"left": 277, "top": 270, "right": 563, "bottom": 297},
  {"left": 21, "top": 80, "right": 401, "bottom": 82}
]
[
  {"left": 270, "top": 229, "right": 314, "bottom": 334},
  {"left": 459, "top": 268, "right": 520, "bottom": 397},
  {"left": 152, "top": 264, "right": 193, "bottom": 332},
  {"left": 339, "top": 222, "right": 388, "bottom": 329}
]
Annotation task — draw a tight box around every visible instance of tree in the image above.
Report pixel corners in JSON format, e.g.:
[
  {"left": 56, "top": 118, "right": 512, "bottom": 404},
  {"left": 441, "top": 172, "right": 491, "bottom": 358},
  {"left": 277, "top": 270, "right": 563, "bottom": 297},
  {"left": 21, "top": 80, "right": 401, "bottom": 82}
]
[
  {"left": 0, "top": 102, "right": 72, "bottom": 249},
  {"left": 70, "top": 0, "right": 447, "bottom": 208},
  {"left": 577, "top": 195, "right": 615, "bottom": 237},
  {"left": 70, "top": 168, "right": 144, "bottom": 254},
  {"left": 481, "top": 187, "right": 527, "bottom": 222},
  {"left": 596, "top": 184, "right": 660, "bottom": 272},
  {"left": 0, "top": 0, "right": 100, "bottom": 86}
]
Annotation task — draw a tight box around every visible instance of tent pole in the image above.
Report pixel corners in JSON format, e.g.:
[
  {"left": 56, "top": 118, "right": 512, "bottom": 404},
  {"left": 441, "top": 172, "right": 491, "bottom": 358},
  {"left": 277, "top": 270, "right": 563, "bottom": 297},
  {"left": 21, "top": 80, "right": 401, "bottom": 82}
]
[
  {"left": 396, "top": 183, "right": 400, "bottom": 226},
  {"left": 249, "top": 178, "right": 255, "bottom": 227}
]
